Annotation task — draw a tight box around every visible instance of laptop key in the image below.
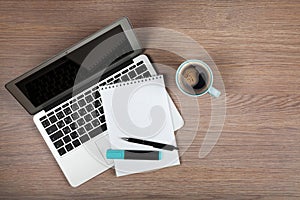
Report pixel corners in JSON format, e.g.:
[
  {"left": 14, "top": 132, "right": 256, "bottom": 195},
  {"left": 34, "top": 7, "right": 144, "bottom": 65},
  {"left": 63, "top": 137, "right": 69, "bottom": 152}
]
[
  {"left": 88, "top": 126, "right": 103, "bottom": 138},
  {"left": 78, "top": 99, "right": 86, "bottom": 107},
  {"left": 62, "top": 126, "right": 71, "bottom": 134},
  {"left": 50, "top": 130, "right": 63, "bottom": 141},
  {"left": 84, "top": 123, "right": 93, "bottom": 131},
  {"left": 71, "top": 112, "right": 79, "bottom": 120},
  {"left": 122, "top": 69, "right": 128, "bottom": 74},
  {"left": 136, "top": 64, "right": 147, "bottom": 74},
  {"left": 137, "top": 61, "right": 143, "bottom": 66},
  {"left": 62, "top": 103, "right": 69, "bottom": 108},
  {"left": 56, "top": 111, "right": 64, "bottom": 119},
  {"left": 101, "top": 124, "right": 107, "bottom": 132},
  {"left": 129, "top": 70, "right": 137, "bottom": 79},
  {"left": 113, "top": 79, "right": 120, "bottom": 83},
  {"left": 114, "top": 73, "right": 121, "bottom": 78},
  {"left": 47, "top": 111, "right": 54, "bottom": 117},
  {"left": 143, "top": 71, "right": 151, "bottom": 78},
  {"left": 77, "top": 118, "right": 85, "bottom": 126},
  {"left": 63, "top": 135, "right": 71, "bottom": 143},
  {"left": 70, "top": 103, "right": 79, "bottom": 111},
  {"left": 64, "top": 116, "right": 72, "bottom": 124},
  {"left": 96, "top": 91, "right": 101, "bottom": 99},
  {"left": 72, "top": 139, "right": 81, "bottom": 148},
  {"left": 40, "top": 116, "right": 46, "bottom": 121},
  {"left": 69, "top": 122, "right": 78, "bottom": 130},
  {"left": 49, "top": 115, "right": 57, "bottom": 123},
  {"left": 41, "top": 119, "right": 50, "bottom": 128},
  {"left": 129, "top": 65, "right": 136, "bottom": 70},
  {"left": 65, "top": 143, "right": 74, "bottom": 152},
  {"left": 54, "top": 139, "right": 64, "bottom": 149},
  {"left": 135, "top": 75, "right": 143, "bottom": 80},
  {"left": 92, "top": 86, "right": 98, "bottom": 91},
  {"left": 46, "top": 124, "right": 58, "bottom": 135},
  {"left": 94, "top": 100, "right": 101, "bottom": 108},
  {"left": 99, "top": 115, "right": 106, "bottom": 123},
  {"left": 92, "top": 119, "right": 100, "bottom": 127},
  {"left": 79, "top": 134, "right": 90, "bottom": 144},
  {"left": 99, "top": 106, "right": 104, "bottom": 114},
  {"left": 86, "top": 104, "right": 93, "bottom": 112},
  {"left": 63, "top": 107, "right": 72, "bottom": 115},
  {"left": 121, "top": 74, "right": 129, "bottom": 82},
  {"left": 70, "top": 131, "right": 78, "bottom": 139},
  {"left": 85, "top": 95, "right": 93, "bottom": 103},
  {"left": 77, "top": 94, "right": 84, "bottom": 100},
  {"left": 92, "top": 91, "right": 100, "bottom": 99},
  {"left": 91, "top": 110, "right": 100, "bottom": 118},
  {"left": 78, "top": 108, "right": 87, "bottom": 116},
  {"left": 84, "top": 114, "right": 92, "bottom": 122},
  {"left": 107, "top": 77, "right": 113, "bottom": 83},
  {"left": 77, "top": 127, "right": 86, "bottom": 135},
  {"left": 57, "top": 120, "right": 65, "bottom": 128},
  {"left": 58, "top": 147, "right": 66, "bottom": 156}
]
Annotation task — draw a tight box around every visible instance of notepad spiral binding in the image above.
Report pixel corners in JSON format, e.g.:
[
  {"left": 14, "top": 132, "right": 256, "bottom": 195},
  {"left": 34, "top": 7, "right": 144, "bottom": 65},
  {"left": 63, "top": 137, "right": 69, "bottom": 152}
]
[{"left": 99, "top": 75, "right": 163, "bottom": 90}]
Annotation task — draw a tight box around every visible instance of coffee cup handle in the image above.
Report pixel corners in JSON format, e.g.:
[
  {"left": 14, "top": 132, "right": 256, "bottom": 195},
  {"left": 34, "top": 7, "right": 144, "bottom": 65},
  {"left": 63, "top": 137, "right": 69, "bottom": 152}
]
[{"left": 208, "top": 86, "right": 221, "bottom": 98}]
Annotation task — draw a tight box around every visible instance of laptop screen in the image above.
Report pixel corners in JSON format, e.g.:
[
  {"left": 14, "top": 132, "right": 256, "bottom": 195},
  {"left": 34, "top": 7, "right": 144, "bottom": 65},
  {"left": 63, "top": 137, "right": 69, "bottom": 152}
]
[{"left": 15, "top": 25, "right": 133, "bottom": 108}]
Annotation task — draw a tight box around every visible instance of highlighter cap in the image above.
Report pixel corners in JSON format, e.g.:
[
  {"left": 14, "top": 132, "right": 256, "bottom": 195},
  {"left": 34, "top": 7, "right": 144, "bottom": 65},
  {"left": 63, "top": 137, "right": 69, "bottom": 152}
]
[
  {"left": 106, "top": 149, "right": 125, "bottom": 159},
  {"left": 158, "top": 151, "right": 162, "bottom": 160}
]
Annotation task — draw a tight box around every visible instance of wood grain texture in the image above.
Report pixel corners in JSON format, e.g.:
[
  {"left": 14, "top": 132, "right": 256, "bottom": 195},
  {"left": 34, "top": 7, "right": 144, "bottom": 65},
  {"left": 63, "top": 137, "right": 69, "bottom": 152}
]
[{"left": 0, "top": 0, "right": 299, "bottom": 199}]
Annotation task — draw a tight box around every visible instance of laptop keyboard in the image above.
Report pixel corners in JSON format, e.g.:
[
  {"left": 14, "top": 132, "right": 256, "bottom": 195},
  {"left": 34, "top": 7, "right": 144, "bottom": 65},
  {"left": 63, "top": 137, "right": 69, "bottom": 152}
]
[{"left": 39, "top": 60, "right": 152, "bottom": 156}]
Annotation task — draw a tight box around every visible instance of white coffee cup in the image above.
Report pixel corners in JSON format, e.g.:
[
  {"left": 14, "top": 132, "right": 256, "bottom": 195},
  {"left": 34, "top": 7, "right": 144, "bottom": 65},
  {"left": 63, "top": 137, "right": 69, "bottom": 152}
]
[{"left": 176, "top": 60, "right": 220, "bottom": 97}]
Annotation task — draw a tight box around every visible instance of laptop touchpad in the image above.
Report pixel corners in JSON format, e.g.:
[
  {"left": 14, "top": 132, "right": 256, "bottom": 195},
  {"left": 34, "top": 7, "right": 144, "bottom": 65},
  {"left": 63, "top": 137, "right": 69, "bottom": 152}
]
[{"left": 95, "top": 134, "right": 114, "bottom": 165}]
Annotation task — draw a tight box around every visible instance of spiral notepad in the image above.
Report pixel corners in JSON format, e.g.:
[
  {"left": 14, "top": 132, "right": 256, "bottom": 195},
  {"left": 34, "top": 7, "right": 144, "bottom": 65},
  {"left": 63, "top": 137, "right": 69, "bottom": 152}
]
[{"left": 100, "top": 75, "right": 180, "bottom": 176}]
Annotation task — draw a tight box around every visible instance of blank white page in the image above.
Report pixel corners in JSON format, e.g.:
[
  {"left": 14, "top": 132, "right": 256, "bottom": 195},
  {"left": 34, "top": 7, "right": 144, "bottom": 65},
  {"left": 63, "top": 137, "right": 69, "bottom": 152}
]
[{"left": 100, "top": 75, "right": 180, "bottom": 176}]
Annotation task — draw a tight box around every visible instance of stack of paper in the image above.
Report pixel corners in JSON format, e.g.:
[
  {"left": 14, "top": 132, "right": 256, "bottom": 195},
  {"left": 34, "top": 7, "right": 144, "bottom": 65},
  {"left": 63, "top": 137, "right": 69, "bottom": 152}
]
[{"left": 100, "top": 75, "right": 180, "bottom": 176}]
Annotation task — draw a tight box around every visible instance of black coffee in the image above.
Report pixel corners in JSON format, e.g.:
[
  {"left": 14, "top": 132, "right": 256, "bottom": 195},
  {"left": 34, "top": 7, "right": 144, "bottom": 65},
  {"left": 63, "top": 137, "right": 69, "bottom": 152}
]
[
  {"left": 177, "top": 62, "right": 211, "bottom": 95},
  {"left": 193, "top": 72, "right": 206, "bottom": 90}
]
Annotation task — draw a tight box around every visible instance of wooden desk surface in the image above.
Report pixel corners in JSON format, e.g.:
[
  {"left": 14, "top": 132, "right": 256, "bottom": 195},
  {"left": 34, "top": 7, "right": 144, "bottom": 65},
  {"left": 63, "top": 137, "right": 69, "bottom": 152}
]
[{"left": 1, "top": 0, "right": 299, "bottom": 199}]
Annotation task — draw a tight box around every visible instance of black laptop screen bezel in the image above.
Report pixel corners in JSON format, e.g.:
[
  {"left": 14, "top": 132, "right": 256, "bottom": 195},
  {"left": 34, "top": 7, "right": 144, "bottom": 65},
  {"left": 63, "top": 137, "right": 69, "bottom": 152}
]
[{"left": 5, "top": 17, "right": 142, "bottom": 115}]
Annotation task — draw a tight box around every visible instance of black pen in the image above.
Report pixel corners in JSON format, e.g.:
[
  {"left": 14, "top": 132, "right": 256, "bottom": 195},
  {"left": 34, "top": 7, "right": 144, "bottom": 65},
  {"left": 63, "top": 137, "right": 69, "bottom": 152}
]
[{"left": 121, "top": 137, "right": 179, "bottom": 151}]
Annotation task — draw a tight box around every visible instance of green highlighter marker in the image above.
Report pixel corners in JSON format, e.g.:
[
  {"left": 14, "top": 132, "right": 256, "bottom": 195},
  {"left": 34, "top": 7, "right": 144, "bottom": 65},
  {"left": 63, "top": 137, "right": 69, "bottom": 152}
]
[{"left": 106, "top": 149, "right": 162, "bottom": 160}]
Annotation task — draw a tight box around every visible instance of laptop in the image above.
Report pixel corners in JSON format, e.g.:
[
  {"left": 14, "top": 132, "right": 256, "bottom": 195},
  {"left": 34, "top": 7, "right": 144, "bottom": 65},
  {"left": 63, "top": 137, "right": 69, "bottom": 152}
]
[{"left": 5, "top": 17, "right": 184, "bottom": 187}]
